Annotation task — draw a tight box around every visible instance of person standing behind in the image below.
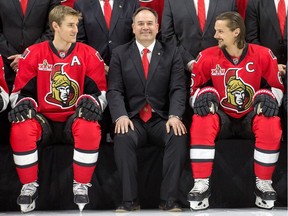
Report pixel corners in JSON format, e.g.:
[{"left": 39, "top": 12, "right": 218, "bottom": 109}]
[
  {"left": 161, "top": 0, "right": 237, "bottom": 72},
  {"left": 139, "top": 0, "right": 164, "bottom": 26},
  {"left": 8, "top": 5, "right": 107, "bottom": 213},
  {"left": 0, "top": 0, "right": 60, "bottom": 92},
  {"left": 245, "top": 0, "right": 287, "bottom": 76},
  {"left": 107, "top": 7, "right": 188, "bottom": 212},
  {"left": 61, "top": 0, "right": 75, "bottom": 7},
  {"left": 74, "top": 0, "right": 140, "bottom": 72},
  {"left": 187, "top": 11, "right": 284, "bottom": 210},
  {"left": 237, "top": 0, "right": 248, "bottom": 19}
]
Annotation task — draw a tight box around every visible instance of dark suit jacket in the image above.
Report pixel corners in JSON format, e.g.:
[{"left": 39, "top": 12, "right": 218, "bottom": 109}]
[
  {"left": 161, "top": 0, "right": 237, "bottom": 65},
  {"left": 0, "top": 0, "right": 60, "bottom": 58},
  {"left": 107, "top": 40, "right": 186, "bottom": 122},
  {"left": 245, "top": 0, "right": 287, "bottom": 64},
  {"left": 74, "top": 0, "right": 139, "bottom": 65}
]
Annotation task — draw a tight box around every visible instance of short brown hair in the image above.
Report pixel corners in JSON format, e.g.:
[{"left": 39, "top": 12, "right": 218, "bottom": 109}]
[{"left": 49, "top": 5, "right": 82, "bottom": 32}]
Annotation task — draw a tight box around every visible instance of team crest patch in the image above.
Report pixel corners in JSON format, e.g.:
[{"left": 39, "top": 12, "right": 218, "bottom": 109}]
[
  {"left": 195, "top": 53, "right": 202, "bottom": 63},
  {"left": 95, "top": 52, "right": 103, "bottom": 62},
  {"left": 21, "top": 48, "right": 30, "bottom": 59},
  {"left": 269, "top": 50, "right": 277, "bottom": 60},
  {"left": 211, "top": 64, "right": 225, "bottom": 76},
  {"left": 278, "top": 72, "right": 283, "bottom": 85},
  {"left": 38, "top": 60, "right": 53, "bottom": 71},
  {"left": 220, "top": 68, "right": 254, "bottom": 113},
  {"left": 45, "top": 63, "right": 79, "bottom": 108}
]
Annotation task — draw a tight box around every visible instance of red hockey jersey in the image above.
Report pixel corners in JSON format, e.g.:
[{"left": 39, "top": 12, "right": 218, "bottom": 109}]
[
  {"left": 190, "top": 44, "right": 284, "bottom": 118},
  {"left": 10, "top": 41, "right": 107, "bottom": 122}
]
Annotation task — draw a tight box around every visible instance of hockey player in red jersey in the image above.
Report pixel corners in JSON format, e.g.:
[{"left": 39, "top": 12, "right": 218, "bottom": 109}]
[
  {"left": 0, "top": 55, "right": 9, "bottom": 112},
  {"left": 8, "top": 5, "right": 107, "bottom": 213},
  {"left": 188, "top": 11, "right": 284, "bottom": 210}
]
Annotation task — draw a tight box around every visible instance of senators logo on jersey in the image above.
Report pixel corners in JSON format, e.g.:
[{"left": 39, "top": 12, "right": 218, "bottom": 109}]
[
  {"left": 220, "top": 68, "right": 254, "bottom": 113},
  {"left": 45, "top": 63, "right": 79, "bottom": 108}
]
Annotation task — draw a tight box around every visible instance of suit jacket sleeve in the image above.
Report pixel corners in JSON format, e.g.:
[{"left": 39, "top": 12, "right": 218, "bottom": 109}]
[
  {"left": 107, "top": 50, "right": 128, "bottom": 122},
  {"left": 168, "top": 47, "right": 187, "bottom": 117}
]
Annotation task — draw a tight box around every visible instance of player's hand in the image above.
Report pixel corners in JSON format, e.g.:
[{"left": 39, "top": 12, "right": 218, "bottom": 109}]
[
  {"left": 8, "top": 99, "right": 36, "bottom": 123},
  {"left": 253, "top": 94, "right": 279, "bottom": 117},
  {"left": 8, "top": 54, "right": 21, "bottom": 72},
  {"left": 194, "top": 92, "right": 219, "bottom": 116},
  {"left": 76, "top": 96, "right": 102, "bottom": 121}
]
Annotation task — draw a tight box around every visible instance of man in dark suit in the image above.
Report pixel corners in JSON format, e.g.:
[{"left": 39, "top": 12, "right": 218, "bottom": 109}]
[
  {"left": 161, "top": 0, "right": 237, "bottom": 71},
  {"left": 0, "top": 0, "right": 60, "bottom": 92},
  {"left": 245, "top": 0, "right": 287, "bottom": 76},
  {"left": 74, "top": 0, "right": 139, "bottom": 145},
  {"left": 107, "top": 7, "right": 188, "bottom": 212}
]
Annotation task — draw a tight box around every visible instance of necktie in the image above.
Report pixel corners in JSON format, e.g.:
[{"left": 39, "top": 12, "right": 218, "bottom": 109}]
[
  {"left": 139, "top": 48, "right": 152, "bottom": 122},
  {"left": 198, "top": 0, "right": 206, "bottom": 32},
  {"left": 20, "top": 0, "right": 28, "bottom": 15},
  {"left": 104, "top": 0, "right": 112, "bottom": 29},
  {"left": 278, "top": 0, "right": 286, "bottom": 38}
]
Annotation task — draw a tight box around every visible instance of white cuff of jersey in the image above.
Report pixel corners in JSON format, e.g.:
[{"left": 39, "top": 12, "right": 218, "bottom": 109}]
[
  {"left": 76, "top": 94, "right": 106, "bottom": 112},
  {"left": 16, "top": 97, "right": 38, "bottom": 109},
  {"left": 187, "top": 60, "right": 196, "bottom": 71},
  {"left": 253, "top": 88, "right": 283, "bottom": 107},
  {"left": 0, "top": 86, "right": 9, "bottom": 112},
  {"left": 189, "top": 88, "right": 200, "bottom": 108},
  {"left": 98, "top": 91, "right": 107, "bottom": 111}
]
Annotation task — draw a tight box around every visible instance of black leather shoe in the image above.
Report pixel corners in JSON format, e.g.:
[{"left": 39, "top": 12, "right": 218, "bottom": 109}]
[
  {"left": 159, "top": 200, "right": 182, "bottom": 212},
  {"left": 115, "top": 200, "right": 140, "bottom": 212}
]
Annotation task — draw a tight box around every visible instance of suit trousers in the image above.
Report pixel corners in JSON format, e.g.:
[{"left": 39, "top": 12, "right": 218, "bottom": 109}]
[{"left": 113, "top": 114, "right": 188, "bottom": 201}]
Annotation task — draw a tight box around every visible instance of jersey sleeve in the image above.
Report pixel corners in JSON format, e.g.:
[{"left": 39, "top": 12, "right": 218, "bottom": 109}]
[
  {"left": 83, "top": 47, "right": 107, "bottom": 111},
  {"left": 260, "top": 49, "right": 284, "bottom": 106},
  {"left": 10, "top": 47, "right": 38, "bottom": 109},
  {"left": 190, "top": 51, "right": 214, "bottom": 107}
]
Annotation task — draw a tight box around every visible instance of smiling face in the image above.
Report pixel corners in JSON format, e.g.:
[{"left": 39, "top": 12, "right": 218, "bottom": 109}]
[
  {"left": 214, "top": 19, "right": 240, "bottom": 50},
  {"left": 132, "top": 9, "right": 159, "bottom": 47}
]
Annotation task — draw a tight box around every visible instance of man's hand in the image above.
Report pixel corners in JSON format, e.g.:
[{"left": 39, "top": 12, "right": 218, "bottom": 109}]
[
  {"left": 278, "top": 64, "right": 286, "bottom": 77},
  {"left": 104, "top": 64, "right": 109, "bottom": 76},
  {"left": 8, "top": 54, "right": 21, "bottom": 72},
  {"left": 114, "top": 116, "right": 134, "bottom": 134},
  {"left": 166, "top": 116, "right": 187, "bottom": 136}
]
